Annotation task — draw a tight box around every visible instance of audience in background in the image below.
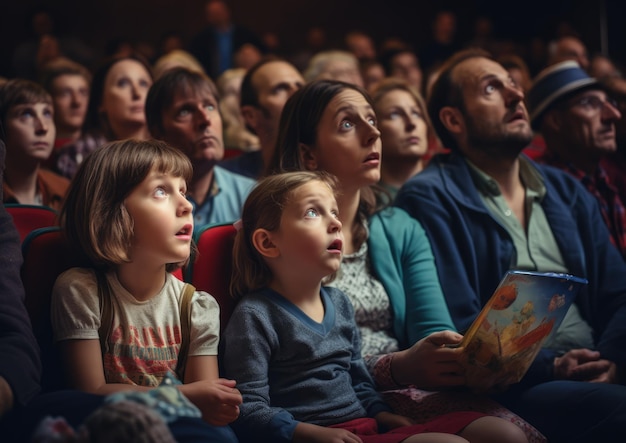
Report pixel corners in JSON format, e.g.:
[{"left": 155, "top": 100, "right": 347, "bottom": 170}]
[{"left": 55, "top": 54, "right": 153, "bottom": 179}]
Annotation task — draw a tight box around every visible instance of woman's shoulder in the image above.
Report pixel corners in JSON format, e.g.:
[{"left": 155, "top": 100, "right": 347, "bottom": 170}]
[{"left": 370, "top": 206, "right": 424, "bottom": 232}]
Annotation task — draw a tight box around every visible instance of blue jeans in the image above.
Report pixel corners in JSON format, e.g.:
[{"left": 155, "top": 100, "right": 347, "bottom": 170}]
[{"left": 495, "top": 380, "right": 626, "bottom": 443}]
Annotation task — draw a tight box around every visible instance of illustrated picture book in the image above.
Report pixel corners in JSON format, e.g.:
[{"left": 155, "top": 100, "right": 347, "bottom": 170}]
[{"left": 458, "top": 270, "right": 588, "bottom": 391}]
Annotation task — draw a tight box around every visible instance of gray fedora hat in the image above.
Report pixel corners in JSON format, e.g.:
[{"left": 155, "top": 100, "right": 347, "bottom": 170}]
[{"left": 527, "top": 61, "right": 599, "bottom": 129}]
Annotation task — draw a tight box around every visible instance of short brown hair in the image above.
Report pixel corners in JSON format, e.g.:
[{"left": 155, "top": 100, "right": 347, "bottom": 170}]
[
  {"left": 39, "top": 57, "right": 92, "bottom": 93},
  {"left": 145, "top": 67, "right": 220, "bottom": 137},
  {"left": 231, "top": 170, "right": 339, "bottom": 299},
  {"left": 59, "top": 138, "right": 193, "bottom": 271},
  {"left": 427, "top": 48, "right": 493, "bottom": 151},
  {"left": 0, "top": 78, "right": 52, "bottom": 141}
]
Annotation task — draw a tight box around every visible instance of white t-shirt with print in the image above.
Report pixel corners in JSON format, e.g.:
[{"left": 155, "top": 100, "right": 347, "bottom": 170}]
[{"left": 51, "top": 268, "right": 220, "bottom": 386}]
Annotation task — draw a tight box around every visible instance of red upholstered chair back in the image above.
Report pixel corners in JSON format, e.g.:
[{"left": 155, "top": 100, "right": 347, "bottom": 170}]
[
  {"left": 21, "top": 227, "right": 184, "bottom": 392},
  {"left": 189, "top": 222, "right": 238, "bottom": 334},
  {"left": 21, "top": 227, "right": 87, "bottom": 391},
  {"left": 6, "top": 204, "right": 58, "bottom": 242}
]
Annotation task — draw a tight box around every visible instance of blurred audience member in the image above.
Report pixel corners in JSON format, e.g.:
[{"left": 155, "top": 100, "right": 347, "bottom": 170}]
[
  {"left": 546, "top": 35, "right": 589, "bottom": 71},
  {"left": 56, "top": 55, "right": 153, "bottom": 179},
  {"left": 12, "top": 7, "right": 96, "bottom": 81},
  {"left": 304, "top": 50, "right": 364, "bottom": 87},
  {"left": 589, "top": 53, "right": 622, "bottom": 80},
  {"left": 221, "top": 58, "right": 304, "bottom": 179},
  {"left": 379, "top": 46, "right": 423, "bottom": 93},
  {"left": 498, "top": 54, "right": 533, "bottom": 93},
  {"left": 372, "top": 78, "right": 434, "bottom": 199},
  {"left": 345, "top": 30, "right": 377, "bottom": 62},
  {"left": 217, "top": 68, "right": 259, "bottom": 151},
  {"left": 290, "top": 26, "right": 328, "bottom": 72},
  {"left": 39, "top": 58, "right": 91, "bottom": 152},
  {"left": 189, "top": 0, "right": 266, "bottom": 79},
  {"left": 153, "top": 49, "right": 205, "bottom": 80},
  {"left": 360, "top": 59, "right": 386, "bottom": 93},
  {"left": 419, "top": 10, "right": 459, "bottom": 74}
]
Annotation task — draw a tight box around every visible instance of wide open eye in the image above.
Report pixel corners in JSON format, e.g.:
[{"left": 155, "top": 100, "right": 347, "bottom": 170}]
[{"left": 305, "top": 208, "right": 319, "bottom": 218}]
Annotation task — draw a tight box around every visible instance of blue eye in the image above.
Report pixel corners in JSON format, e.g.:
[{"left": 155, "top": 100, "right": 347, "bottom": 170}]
[
  {"left": 155, "top": 187, "right": 167, "bottom": 198},
  {"left": 305, "top": 208, "right": 319, "bottom": 217},
  {"left": 341, "top": 120, "right": 354, "bottom": 130}
]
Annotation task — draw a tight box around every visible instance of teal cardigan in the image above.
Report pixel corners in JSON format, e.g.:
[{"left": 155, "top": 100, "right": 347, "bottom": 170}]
[{"left": 368, "top": 207, "right": 456, "bottom": 349}]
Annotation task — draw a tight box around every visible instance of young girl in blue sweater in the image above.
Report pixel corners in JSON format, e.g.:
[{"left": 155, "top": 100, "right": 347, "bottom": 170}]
[{"left": 222, "top": 171, "right": 527, "bottom": 443}]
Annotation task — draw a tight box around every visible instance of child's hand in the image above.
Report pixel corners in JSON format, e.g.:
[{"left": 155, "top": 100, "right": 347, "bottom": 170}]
[
  {"left": 293, "top": 422, "right": 363, "bottom": 443},
  {"left": 180, "top": 378, "right": 242, "bottom": 426},
  {"left": 374, "top": 411, "right": 415, "bottom": 429}
]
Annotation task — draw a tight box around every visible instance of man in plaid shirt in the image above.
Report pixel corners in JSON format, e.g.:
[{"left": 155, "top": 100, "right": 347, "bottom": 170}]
[{"left": 529, "top": 60, "right": 626, "bottom": 258}]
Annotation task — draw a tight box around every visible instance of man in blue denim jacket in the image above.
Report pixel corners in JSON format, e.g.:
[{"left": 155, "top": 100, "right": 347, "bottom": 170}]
[{"left": 395, "top": 48, "right": 626, "bottom": 443}]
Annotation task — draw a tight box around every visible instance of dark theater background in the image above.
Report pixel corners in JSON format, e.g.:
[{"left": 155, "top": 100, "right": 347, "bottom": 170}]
[{"left": 0, "top": 0, "right": 624, "bottom": 79}]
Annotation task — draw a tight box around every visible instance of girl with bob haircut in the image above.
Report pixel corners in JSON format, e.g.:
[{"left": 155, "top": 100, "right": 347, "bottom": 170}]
[
  {"left": 223, "top": 170, "right": 493, "bottom": 443},
  {"left": 51, "top": 138, "right": 241, "bottom": 441},
  {"left": 266, "top": 79, "right": 541, "bottom": 442}
]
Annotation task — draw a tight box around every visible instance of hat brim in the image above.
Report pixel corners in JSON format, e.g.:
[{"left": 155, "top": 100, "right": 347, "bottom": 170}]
[{"left": 530, "top": 77, "right": 599, "bottom": 128}]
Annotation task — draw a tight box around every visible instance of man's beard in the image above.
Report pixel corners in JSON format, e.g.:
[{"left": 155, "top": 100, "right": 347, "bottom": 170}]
[{"left": 464, "top": 111, "right": 533, "bottom": 160}]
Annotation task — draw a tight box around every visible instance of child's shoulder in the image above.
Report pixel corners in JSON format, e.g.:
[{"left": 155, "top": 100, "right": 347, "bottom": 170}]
[
  {"left": 55, "top": 267, "right": 97, "bottom": 288},
  {"left": 322, "top": 286, "right": 354, "bottom": 315},
  {"left": 164, "top": 274, "right": 219, "bottom": 310}
]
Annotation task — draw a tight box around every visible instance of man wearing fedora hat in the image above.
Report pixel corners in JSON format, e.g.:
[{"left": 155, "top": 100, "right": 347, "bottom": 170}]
[
  {"left": 528, "top": 60, "right": 626, "bottom": 259},
  {"left": 394, "top": 48, "right": 626, "bottom": 443}
]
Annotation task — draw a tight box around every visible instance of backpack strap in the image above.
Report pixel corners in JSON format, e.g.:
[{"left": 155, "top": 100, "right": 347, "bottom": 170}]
[
  {"left": 175, "top": 283, "right": 195, "bottom": 380},
  {"left": 96, "top": 270, "right": 114, "bottom": 356},
  {"left": 97, "top": 271, "right": 195, "bottom": 381}
]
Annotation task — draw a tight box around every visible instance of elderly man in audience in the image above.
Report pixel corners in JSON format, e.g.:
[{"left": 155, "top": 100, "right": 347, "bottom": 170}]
[{"left": 528, "top": 60, "right": 626, "bottom": 259}]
